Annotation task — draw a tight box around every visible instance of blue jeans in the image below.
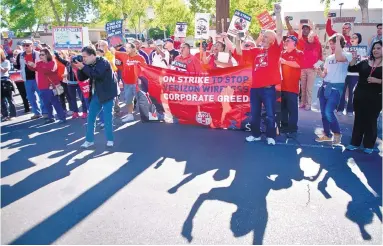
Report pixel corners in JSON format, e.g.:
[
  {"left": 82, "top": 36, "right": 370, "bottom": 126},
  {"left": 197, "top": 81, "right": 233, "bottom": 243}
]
[
  {"left": 281, "top": 91, "right": 298, "bottom": 132},
  {"left": 40, "top": 89, "right": 66, "bottom": 120},
  {"left": 86, "top": 94, "right": 114, "bottom": 142},
  {"left": 25, "top": 80, "right": 46, "bottom": 115},
  {"left": 250, "top": 86, "right": 276, "bottom": 138},
  {"left": 319, "top": 84, "right": 342, "bottom": 137},
  {"left": 67, "top": 84, "right": 87, "bottom": 113},
  {"left": 337, "top": 75, "right": 358, "bottom": 113}
]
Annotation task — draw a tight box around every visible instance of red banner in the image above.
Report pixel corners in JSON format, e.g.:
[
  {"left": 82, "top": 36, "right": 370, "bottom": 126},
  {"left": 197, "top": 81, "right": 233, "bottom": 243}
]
[
  {"left": 257, "top": 11, "right": 276, "bottom": 30},
  {"left": 139, "top": 65, "right": 254, "bottom": 130}
]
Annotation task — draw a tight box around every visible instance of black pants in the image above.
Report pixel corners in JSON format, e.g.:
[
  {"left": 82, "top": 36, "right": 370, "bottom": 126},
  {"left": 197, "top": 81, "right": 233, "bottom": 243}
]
[
  {"left": 281, "top": 91, "right": 298, "bottom": 133},
  {"left": 59, "top": 82, "right": 71, "bottom": 112},
  {"left": 15, "top": 82, "right": 30, "bottom": 112},
  {"left": 351, "top": 90, "right": 382, "bottom": 149},
  {"left": 1, "top": 92, "right": 16, "bottom": 118}
]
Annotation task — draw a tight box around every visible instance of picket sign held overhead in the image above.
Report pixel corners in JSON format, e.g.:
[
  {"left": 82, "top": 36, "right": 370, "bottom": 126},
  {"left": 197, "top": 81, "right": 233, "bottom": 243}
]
[
  {"left": 195, "top": 13, "right": 210, "bottom": 40},
  {"left": 105, "top": 19, "right": 125, "bottom": 47},
  {"left": 175, "top": 22, "right": 188, "bottom": 38},
  {"left": 52, "top": 26, "right": 84, "bottom": 50},
  {"left": 227, "top": 10, "right": 252, "bottom": 38},
  {"left": 257, "top": 11, "right": 276, "bottom": 30}
]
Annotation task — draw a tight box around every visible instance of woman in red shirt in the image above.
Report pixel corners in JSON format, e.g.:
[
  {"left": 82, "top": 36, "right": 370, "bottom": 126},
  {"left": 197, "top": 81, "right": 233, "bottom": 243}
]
[{"left": 27, "top": 48, "right": 66, "bottom": 124}]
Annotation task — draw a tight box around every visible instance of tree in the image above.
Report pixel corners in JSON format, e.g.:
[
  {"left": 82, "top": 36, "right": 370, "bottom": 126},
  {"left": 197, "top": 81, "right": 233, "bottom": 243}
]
[{"left": 152, "top": 0, "right": 194, "bottom": 37}]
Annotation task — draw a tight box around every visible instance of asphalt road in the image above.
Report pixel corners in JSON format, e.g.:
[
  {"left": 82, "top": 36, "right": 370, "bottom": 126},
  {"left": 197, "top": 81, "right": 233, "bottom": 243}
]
[{"left": 1, "top": 80, "right": 382, "bottom": 245}]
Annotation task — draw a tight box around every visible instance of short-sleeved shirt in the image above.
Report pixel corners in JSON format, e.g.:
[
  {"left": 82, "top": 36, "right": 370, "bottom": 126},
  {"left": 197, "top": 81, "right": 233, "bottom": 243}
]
[
  {"left": 115, "top": 52, "right": 146, "bottom": 84},
  {"left": 281, "top": 49, "right": 303, "bottom": 94},
  {"left": 171, "top": 54, "right": 202, "bottom": 73},
  {"left": 243, "top": 41, "right": 283, "bottom": 88},
  {"left": 1, "top": 60, "right": 11, "bottom": 77},
  {"left": 324, "top": 51, "right": 353, "bottom": 83}
]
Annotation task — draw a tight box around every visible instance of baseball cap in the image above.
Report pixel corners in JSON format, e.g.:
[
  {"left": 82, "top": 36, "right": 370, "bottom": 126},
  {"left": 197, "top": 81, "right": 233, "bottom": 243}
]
[
  {"left": 21, "top": 40, "right": 33, "bottom": 45},
  {"left": 286, "top": 35, "right": 298, "bottom": 44},
  {"left": 302, "top": 24, "right": 311, "bottom": 29},
  {"left": 164, "top": 38, "right": 174, "bottom": 43},
  {"left": 155, "top": 39, "right": 164, "bottom": 46}
]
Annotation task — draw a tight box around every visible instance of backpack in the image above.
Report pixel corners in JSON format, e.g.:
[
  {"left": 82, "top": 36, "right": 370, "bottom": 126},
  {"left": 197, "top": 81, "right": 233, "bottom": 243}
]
[{"left": 1, "top": 77, "right": 15, "bottom": 95}]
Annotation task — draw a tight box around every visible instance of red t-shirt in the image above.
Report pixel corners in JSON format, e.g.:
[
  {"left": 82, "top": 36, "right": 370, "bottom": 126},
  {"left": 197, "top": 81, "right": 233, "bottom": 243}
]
[
  {"left": 172, "top": 54, "right": 202, "bottom": 73},
  {"left": 243, "top": 41, "right": 283, "bottom": 88},
  {"left": 25, "top": 53, "right": 34, "bottom": 71},
  {"left": 115, "top": 52, "right": 146, "bottom": 84},
  {"left": 326, "top": 19, "right": 351, "bottom": 46},
  {"left": 35, "top": 61, "right": 61, "bottom": 90},
  {"left": 291, "top": 31, "right": 323, "bottom": 69},
  {"left": 281, "top": 49, "right": 303, "bottom": 94},
  {"left": 232, "top": 49, "right": 253, "bottom": 66}
]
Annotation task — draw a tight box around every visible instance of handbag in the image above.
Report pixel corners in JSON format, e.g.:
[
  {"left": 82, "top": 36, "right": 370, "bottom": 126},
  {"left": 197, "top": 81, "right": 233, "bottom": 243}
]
[{"left": 48, "top": 77, "right": 64, "bottom": 96}]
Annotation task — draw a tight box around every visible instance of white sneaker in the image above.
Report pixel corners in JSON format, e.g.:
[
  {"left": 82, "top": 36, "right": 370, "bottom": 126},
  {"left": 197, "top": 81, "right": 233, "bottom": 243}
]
[
  {"left": 122, "top": 114, "right": 134, "bottom": 122},
  {"left": 81, "top": 141, "right": 94, "bottom": 149},
  {"left": 245, "top": 136, "right": 261, "bottom": 142},
  {"left": 337, "top": 111, "right": 343, "bottom": 116},
  {"left": 106, "top": 141, "right": 114, "bottom": 147},
  {"left": 267, "top": 138, "right": 276, "bottom": 146},
  {"left": 347, "top": 112, "right": 354, "bottom": 117},
  {"left": 67, "top": 110, "right": 74, "bottom": 116}
]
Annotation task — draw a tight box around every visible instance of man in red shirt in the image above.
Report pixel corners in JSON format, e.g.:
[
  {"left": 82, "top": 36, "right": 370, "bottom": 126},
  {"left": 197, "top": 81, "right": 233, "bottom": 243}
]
[
  {"left": 236, "top": 3, "right": 283, "bottom": 146},
  {"left": 326, "top": 17, "right": 352, "bottom": 46},
  {"left": 115, "top": 42, "right": 146, "bottom": 122},
  {"left": 171, "top": 43, "right": 202, "bottom": 73},
  {"left": 280, "top": 35, "right": 303, "bottom": 137}
]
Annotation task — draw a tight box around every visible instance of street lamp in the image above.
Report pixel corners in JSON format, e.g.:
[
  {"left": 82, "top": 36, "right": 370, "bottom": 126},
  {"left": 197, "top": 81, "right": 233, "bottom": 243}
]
[{"left": 339, "top": 2, "right": 344, "bottom": 17}]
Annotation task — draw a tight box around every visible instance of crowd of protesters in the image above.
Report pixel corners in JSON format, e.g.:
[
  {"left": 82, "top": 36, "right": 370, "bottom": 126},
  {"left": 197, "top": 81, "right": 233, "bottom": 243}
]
[{"left": 0, "top": 5, "right": 382, "bottom": 154}]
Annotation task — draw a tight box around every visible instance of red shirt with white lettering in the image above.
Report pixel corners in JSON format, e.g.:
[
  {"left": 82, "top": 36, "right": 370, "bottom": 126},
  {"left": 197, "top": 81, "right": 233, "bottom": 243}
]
[
  {"left": 115, "top": 52, "right": 146, "bottom": 84},
  {"left": 281, "top": 49, "right": 303, "bottom": 94},
  {"left": 172, "top": 54, "right": 202, "bottom": 73},
  {"left": 232, "top": 49, "right": 253, "bottom": 66},
  {"left": 243, "top": 41, "right": 283, "bottom": 88}
]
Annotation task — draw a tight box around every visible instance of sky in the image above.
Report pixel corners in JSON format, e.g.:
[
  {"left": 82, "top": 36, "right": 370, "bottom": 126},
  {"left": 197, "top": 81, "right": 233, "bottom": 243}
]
[{"left": 281, "top": 0, "right": 383, "bottom": 12}]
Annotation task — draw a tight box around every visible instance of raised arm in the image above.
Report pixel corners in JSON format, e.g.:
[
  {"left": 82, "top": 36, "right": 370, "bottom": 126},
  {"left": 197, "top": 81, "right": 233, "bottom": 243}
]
[
  {"left": 335, "top": 35, "right": 348, "bottom": 62},
  {"left": 285, "top": 16, "right": 295, "bottom": 36},
  {"left": 274, "top": 3, "right": 283, "bottom": 45},
  {"left": 326, "top": 18, "right": 336, "bottom": 37}
]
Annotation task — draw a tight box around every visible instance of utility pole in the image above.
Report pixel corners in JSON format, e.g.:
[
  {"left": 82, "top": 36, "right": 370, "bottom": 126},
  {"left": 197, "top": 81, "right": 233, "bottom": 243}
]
[{"left": 216, "top": 0, "right": 230, "bottom": 34}]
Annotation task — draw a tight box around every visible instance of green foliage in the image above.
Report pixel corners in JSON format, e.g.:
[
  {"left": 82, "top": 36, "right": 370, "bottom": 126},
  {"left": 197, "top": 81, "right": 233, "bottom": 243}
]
[
  {"left": 148, "top": 27, "right": 171, "bottom": 40},
  {"left": 320, "top": 0, "right": 332, "bottom": 17}
]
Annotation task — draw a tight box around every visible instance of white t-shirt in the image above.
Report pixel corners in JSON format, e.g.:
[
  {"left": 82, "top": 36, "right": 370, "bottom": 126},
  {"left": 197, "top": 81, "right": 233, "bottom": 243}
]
[
  {"left": 151, "top": 50, "right": 170, "bottom": 69},
  {"left": 1, "top": 60, "right": 11, "bottom": 77},
  {"left": 324, "top": 51, "right": 353, "bottom": 83}
]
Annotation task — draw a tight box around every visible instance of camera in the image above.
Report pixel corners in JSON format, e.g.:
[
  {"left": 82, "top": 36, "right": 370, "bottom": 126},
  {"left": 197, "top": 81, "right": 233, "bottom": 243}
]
[
  {"left": 196, "top": 41, "right": 208, "bottom": 51},
  {"left": 72, "top": 55, "right": 83, "bottom": 63}
]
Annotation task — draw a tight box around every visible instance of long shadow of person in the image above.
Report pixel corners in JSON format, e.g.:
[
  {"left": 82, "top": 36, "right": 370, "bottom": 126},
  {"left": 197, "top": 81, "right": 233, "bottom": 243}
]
[
  {"left": 181, "top": 143, "right": 305, "bottom": 244},
  {"left": 303, "top": 149, "right": 382, "bottom": 241}
]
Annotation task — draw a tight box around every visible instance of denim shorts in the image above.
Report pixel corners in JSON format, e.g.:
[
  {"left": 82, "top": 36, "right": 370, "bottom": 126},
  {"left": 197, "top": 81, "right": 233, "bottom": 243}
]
[{"left": 124, "top": 84, "right": 136, "bottom": 104}]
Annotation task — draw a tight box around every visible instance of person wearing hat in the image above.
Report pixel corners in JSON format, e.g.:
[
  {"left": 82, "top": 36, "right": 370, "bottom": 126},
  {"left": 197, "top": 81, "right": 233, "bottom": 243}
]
[
  {"left": 150, "top": 39, "right": 170, "bottom": 68},
  {"left": 12, "top": 39, "right": 46, "bottom": 119},
  {"left": 133, "top": 39, "right": 150, "bottom": 64},
  {"left": 280, "top": 35, "right": 304, "bottom": 137},
  {"left": 164, "top": 38, "right": 179, "bottom": 65},
  {"left": 286, "top": 18, "right": 323, "bottom": 111}
]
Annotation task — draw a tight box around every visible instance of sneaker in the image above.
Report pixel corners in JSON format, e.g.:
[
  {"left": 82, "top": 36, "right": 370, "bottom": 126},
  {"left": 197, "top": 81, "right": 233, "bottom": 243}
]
[
  {"left": 336, "top": 111, "right": 343, "bottom": 116},
  {"left": 305, "top": 105, "right": 311, "bottom": 111},
  {"left": 81, "top": 141, "right": 94, "bottom": 149},
  {"left": 333, "top": 133, "right": 342, "bottom": 146},
  {"left": 363, "top": 148, "right": 374, "bottom": 154},
  {"left": 245, "top": 136, "right": 262, "bottom": 142},
  {"left": 122, "top": 114, "right": 134, "bottom": 122},
  {"left": 346, "top": 145, "right": 359, "bottom": 151},
  {"left": 315, "top": 135, "right": 332, "bottom": 142},
  {"left": 58, "top": 119, "right": 67, "bottom": 124},
  {"left": 44, "top": 118, "right": 55, "bottom": 124},
  {"left": 67, "top": 110, "right": 73, "bottom": 116},
  {"left": 347, "top": 112, "right": 354, "bottom": 117},
  {"left": 81, "top": 112, "right": 88, "bottom": 119},
  {"left": 267, "top": 138, "right": 276, "bottom": 145},
  {"left": 106, "top": 141, "right": 114, "bottom": 147},
  {"left": 72, "top": 112, "right": 79, "bottom": 119},
  {"left": 31, "top": 114, "right": 42, "bottom": 120}
]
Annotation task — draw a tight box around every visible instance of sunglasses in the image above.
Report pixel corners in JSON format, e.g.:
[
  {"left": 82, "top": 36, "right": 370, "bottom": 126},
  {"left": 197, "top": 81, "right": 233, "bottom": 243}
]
[{"left": 23, "top": 44, "right": 31, "bottom": 47}]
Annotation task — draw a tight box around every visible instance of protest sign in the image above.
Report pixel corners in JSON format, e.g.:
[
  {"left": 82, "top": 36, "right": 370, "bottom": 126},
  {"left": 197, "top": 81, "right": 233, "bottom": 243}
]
[
  {"left": 195, "top": 13, "right": 210, "bottom": 40},
  {"left": 175, "top": 22, "right": 188, "bottom": 38},
  {"left": 344, "top": 45, "right": 368, "bottom": 62},
  {"left": 105, "top": 19, "right": 124, "bottom": 47},
  {"left": 257, "top": 11, "right": 276, "bottom": 30},
  {"left": 52, "top": 26, "right": 83, "bottom": 50},
  {"left": 227, "top": 10, "right": 252, "bottom": 38}
]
